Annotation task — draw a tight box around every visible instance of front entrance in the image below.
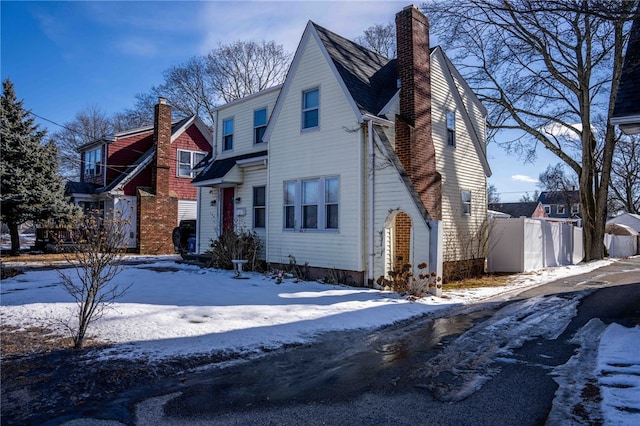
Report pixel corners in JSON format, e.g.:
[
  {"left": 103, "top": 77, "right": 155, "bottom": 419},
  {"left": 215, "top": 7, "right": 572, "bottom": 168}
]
[{"left": 222, "top": 187, "right": 235, "bottom": 233}]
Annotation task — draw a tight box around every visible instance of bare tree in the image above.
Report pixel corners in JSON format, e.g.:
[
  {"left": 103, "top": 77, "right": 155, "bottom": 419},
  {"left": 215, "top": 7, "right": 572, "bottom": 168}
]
[
  {"left": 50, "top": 104, "right": 114, "bottom": 180},
  {"left": 609, "top": 132, "right": 640, "bottom": 214},
  {"left": 130, "top": 56, "right": 217, "bottom": 127},
  {"left": 355, "top": 23, "right": 396, "bottom": 58},
  {"left": 519, "top": 190, "right": 541, "bottom": 203},
  {"left": 538, "top": 163, "right": 579, "bottom": 214},
  {"left": 57, "top": 207, "right": 131, "bottom": 349},
  {"left": 487, "top": 183, "right": 501, "bottom": 203},
  {"left": 206, "top": 40, "right": 291, "bottom": 103},
  {"left": 423, "top": 0, "right": 638, "bottom": 261}
]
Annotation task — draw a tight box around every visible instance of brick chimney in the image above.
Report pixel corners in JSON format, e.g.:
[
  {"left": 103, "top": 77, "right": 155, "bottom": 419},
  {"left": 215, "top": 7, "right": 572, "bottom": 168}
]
[
  {"left": 152, "top": 97, "right": 172, "bottom": 197},
  {"left": 137, "top": 97, "right": 178, "bottom": 255},
  {"left": 395, "top": 5, "right": 442, "bottom": 220}
]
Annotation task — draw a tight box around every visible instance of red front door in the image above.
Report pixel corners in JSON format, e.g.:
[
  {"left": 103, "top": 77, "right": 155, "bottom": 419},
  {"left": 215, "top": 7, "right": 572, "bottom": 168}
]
[{"left": 222, "top": 187, "right": 235, "bottom": 233}]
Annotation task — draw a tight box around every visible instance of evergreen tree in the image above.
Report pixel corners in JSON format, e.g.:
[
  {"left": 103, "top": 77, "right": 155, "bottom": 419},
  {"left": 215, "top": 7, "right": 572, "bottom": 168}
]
[{"left": 1, "top": 78, "right": 75, "bottom": 255}]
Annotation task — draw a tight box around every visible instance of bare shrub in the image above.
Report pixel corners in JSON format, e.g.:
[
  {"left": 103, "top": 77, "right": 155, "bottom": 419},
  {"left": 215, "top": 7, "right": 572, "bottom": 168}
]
[
  {"left": 377, "top": 262, "right": 441, "bottom": 298},
  {"left": 57, "top": 208, "right": 130, "bottom": 349},
  {"left": 208, "top": 229, "right": 263, "bottom": 272},
  {"left": 443, "top": 218, "right": 493, "bottom": 282}
]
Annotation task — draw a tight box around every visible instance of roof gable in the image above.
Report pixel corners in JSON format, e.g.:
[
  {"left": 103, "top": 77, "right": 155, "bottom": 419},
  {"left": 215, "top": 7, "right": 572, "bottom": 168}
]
[
  {"left": 432, "top": 47, "right": 491, "bottom": 177},
  {"left": 264, "top": 21, "right": 395, "bottom": 142}
]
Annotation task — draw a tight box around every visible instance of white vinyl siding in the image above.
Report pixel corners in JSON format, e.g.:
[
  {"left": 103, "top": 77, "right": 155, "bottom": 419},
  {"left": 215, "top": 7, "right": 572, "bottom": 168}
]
[
  {"left": 266, "top": 33, "right": 362, "bottom": 271},
  {"left": 214, "top": 88, "right": 279, "bottom": 159},
  {"left": 429, "top": 50, "right": 488, "bottom": 261}
]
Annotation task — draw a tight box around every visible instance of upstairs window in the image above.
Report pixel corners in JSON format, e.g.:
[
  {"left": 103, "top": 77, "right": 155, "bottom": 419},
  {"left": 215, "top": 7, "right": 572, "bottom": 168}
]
[
  {"left": 571, "top": 204, "right": 580, "bottom": 214},
  {"left": 446, "top": 110, "right": 456, "bottom": 146},
  {"left": 254, "top": 108, "right": 267, "bottom": 144},
  {"left": 461, "top": 190, "right": 472, "bottom": 216},
  {"left": 302, "top": 88, "right": 319, "bottom": 130},
  {"left": 178, "top": 150, "right": 206, "bottom": 178},
  {"left": 557, "top": 205, "right": 566, "bottom": 215},
  {"left": 83, "top": 147, "right": 102, "bottom": 177},
  {"left": 544, "top": 205, "right": 551, "bottom": 214},
  {"left": 223, "top": 118, "right": 234, "bottom": 151},
  {"left": 253, "top": 186, "right": 266, "bottom": 228}
]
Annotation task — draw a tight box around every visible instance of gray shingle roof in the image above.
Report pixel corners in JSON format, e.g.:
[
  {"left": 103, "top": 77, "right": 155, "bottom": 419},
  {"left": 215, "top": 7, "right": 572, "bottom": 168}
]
[
  {"left": 488, "top": 202, "right": 541, "bottom": 218},
  {"left": 192, "top": 151, "right": 268, "bottom": 184},
  {"left": 313, "top": 23, "right": 398, "bottom": 116}
]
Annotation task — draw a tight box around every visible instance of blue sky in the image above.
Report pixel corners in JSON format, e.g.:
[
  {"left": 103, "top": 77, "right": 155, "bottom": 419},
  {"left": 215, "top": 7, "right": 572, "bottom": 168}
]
[{"left": 1, "top": 0, "right": 555, "bottom": 201}]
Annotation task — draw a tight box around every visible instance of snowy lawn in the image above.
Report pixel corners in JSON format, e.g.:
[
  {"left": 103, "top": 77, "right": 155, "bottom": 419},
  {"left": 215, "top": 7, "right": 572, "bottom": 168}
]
[{"left": 1, "top": 256, "right": 638, "bottom": 424}]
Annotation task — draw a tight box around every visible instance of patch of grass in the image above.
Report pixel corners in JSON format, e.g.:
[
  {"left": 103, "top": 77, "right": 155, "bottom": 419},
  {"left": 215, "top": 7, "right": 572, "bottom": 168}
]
[
  {"left": 444, "top": 273, "right": 512, "bottom": 290},
  {"left": 0, "top": 253, "right": 69, "bottom": 263}
]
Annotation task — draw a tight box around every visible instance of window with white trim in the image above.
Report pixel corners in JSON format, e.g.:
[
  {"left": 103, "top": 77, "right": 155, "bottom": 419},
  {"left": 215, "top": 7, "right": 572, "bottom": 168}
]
[
  {"left": 83, "top": 147, "right": 102, "bottom": 176},
  {"left": 446, "top": 110, "right": 456, "bottom": 146},
  {"left": 544, "top": 205, "right": 551, "bottom": 214},
  {"left": 253, "top": 186, "right": 266, "bottom": 228},
  {"left": 254, "top": 108, "right": 267, "bottom": 144},
  {"left": 571, "top": 204, "right": 579, "bottom": 214},
  {"left": 223, "top": 118, "right": 234, "bottom": 151},
  {"left": 283, "top": 176, "right": 339, "bottom": 231},
  {"left": 557, "top": 205, "right": 566, "bottom": 215},
  {"left": 177, "top": 149, "right": 206, "bottom": 178},
  {"left": 461, "top": 190, "right": 472, "bottom": 216},
  {"left": 302, "top": 88, "right": 319, "bottom": 130}
]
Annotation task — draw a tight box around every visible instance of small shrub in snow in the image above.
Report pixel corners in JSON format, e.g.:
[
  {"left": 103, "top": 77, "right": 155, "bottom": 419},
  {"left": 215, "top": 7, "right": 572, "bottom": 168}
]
[{"left": 377, "top": 262, "right": 441, "bottom": 298}]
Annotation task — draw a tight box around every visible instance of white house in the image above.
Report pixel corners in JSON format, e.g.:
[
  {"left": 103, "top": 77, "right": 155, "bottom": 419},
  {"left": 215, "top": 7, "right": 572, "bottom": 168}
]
[{"left": 192, "top": 6, "right": 491, "bottom": 285}]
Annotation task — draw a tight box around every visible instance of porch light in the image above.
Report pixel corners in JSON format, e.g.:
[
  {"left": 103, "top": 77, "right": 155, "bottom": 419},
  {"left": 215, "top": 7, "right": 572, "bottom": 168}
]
[
  {"left": 210, "top": 200, "right": 217, "bottom": 206},
  {"left": 235, "top": 197, "right": 241, "bottom": 203}
]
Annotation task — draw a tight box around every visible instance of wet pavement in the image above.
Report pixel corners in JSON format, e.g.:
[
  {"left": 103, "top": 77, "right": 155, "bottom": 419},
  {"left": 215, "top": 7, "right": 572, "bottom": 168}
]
[{"left": 40, "top": 256, "right": 640, "bottom": 425}]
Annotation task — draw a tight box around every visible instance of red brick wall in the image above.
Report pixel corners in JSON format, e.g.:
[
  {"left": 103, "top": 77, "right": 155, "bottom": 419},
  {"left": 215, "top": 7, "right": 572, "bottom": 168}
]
[
  {"left": 394, "top": 212, "right": 412, "bottom": 270},
  {"left": 106, "top": 133, "right": 154, "bottom": 190},
  {"left": 395, "top": 6, "right": 442, "bottom": 220},
  {"left": 137, "top": 187, "right": 178, "bottom": 254},
  {"left": 170, "top": 125, "right": 212, "bottom": 200},
  {"left": 153, "top": 100, "right": 172, "bottom": 197}
]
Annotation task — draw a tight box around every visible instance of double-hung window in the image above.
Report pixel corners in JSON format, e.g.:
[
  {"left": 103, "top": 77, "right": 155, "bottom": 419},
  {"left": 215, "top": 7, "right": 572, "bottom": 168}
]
[
  {"left": 283, "top": 176, "right": 339, "bottom": 231},
  {"left": 461, "top": 190, "right": 472, "bottom": 216},
  {"left": 253, "top": 186, "right": 266, "bottom": 228},
  {"left": 83, "top": 147, "right": 102, "bottom": 176},
  {"left": 254, "top": 108, "right": 267, "bottom": 144},
  {"left": 302, "top": 88, "right": 319, "bottom": 130},
  {"left": 178, "top": 150, "right": 206, "bottom": 178},
  {"left": 446, "top": 110, "right": 456, "bottom": 146},
  {"left": 223, "top": 118, "right": 234, "bottom": 151},
  {"left": 557, "top": 205, "right": 566, "bottom": 215}
]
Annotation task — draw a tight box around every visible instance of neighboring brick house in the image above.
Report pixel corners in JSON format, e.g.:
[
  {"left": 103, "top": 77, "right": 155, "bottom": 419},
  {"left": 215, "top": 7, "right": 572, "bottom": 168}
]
[
  {"left": 488, "top": 202, "right": 547, "bottom": 219},
  {"left": 65, "top": 99, "right": 213, "bottom": 253},
  {"left": 538, "top": 190, "right": 581, "bottom": 220},
  {"left": 193, "top": 6, "right": 490, "bottom": 285}
]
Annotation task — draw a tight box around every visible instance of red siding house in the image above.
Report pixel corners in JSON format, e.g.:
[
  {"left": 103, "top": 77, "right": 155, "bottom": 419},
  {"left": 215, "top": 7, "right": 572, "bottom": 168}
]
[{"left": 66, "top": 99, "right": 213, "bottom": 253}]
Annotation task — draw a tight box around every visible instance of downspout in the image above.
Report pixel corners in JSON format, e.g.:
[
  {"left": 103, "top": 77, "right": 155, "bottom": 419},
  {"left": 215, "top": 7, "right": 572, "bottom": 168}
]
[
  {"left": 361, "top": 114, "right": 394, "bottom": 285},
  {"left": 367, "top": 118, "right": 375, "bottom": 285}
]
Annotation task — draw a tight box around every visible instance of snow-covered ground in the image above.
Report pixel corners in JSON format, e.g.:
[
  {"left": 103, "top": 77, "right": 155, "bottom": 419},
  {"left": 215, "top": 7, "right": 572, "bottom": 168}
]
[{"left": 1, "top": 256, "right": 638, "bottom": 424}]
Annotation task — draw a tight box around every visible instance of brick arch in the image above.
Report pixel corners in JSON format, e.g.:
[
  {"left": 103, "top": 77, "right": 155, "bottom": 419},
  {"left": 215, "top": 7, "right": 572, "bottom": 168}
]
[{"left": 383, "top": 210, "right": 413, "bottom": 276}]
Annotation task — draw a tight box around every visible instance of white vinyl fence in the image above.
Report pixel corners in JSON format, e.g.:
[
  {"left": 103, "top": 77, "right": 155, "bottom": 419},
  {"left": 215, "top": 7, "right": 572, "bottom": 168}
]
[
  {"left": 604, "top": 234, "right": 638, "bottom": 258},
  {"left": 487, "top": 218, "right": 583, "bottom": 273}
]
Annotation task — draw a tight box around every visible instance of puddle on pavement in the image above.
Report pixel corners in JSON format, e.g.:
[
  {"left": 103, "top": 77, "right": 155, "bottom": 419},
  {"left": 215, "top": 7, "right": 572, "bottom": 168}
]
[{"left": 162, "top": 308, "right": 497, "bottom": 416}]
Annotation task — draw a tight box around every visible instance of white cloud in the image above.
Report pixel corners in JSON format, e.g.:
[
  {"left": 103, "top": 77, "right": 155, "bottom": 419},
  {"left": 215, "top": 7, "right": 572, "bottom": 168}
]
[
  {"left": 512, "top": 175, "right": 539, "bottom": 183},
  {"left": 196, "top": 1, "right": 407, "bottom": 55}
]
